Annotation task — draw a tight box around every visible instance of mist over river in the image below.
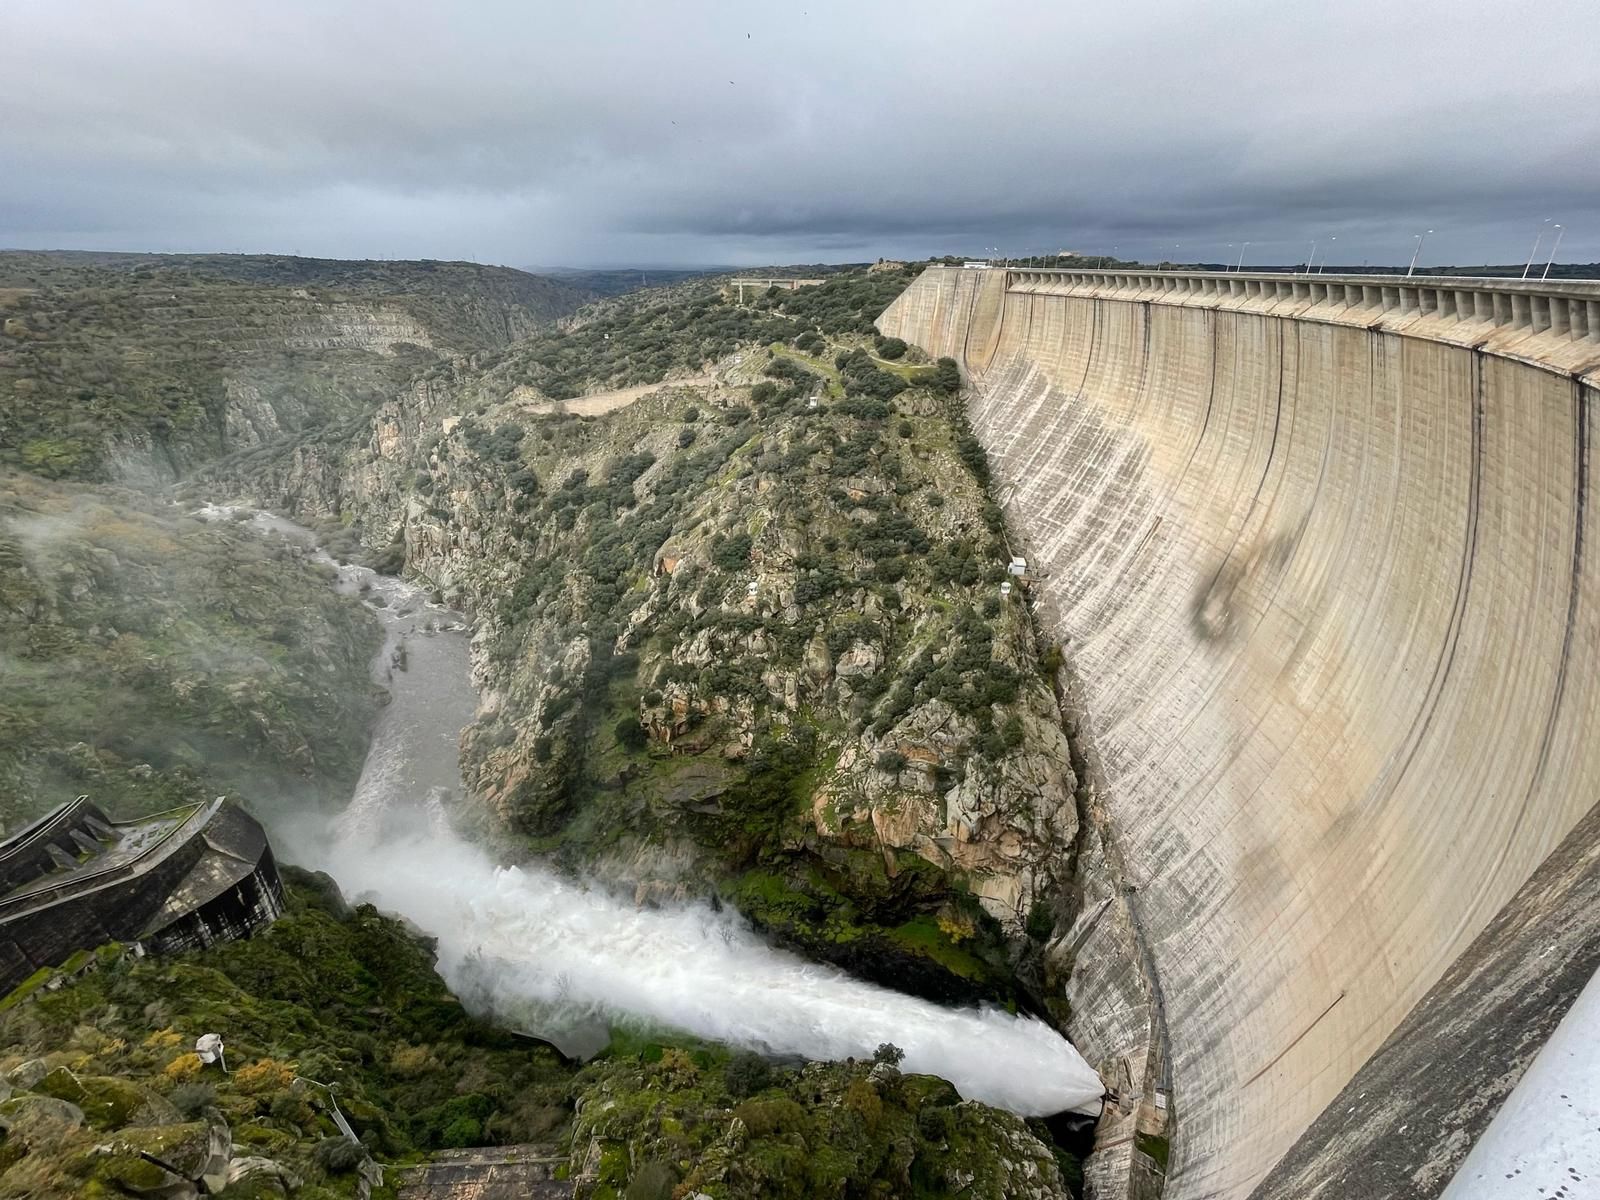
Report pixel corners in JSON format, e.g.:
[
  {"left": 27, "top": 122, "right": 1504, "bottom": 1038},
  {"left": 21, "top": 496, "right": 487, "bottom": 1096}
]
[{"left": 202, "top": 505, "right": 1105, "bottom": 1117}]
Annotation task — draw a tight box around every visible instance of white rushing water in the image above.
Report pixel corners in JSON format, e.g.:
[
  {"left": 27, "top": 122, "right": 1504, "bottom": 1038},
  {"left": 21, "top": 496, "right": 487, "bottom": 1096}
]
[{"left": 202, "top": 504, "right": 1106, "bottom": 1117}]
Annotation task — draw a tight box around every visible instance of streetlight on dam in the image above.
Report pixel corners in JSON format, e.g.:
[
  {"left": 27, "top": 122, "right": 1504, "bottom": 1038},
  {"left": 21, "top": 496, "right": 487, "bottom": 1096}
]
[
  {"left": 1407, "top": 230, "right": 1433, "bottom": 277},
  {"left": 1523, "top": 218, "right": 1554, "bottom": 279},
  {"left": 1542, "top": 225, "right": 1564, "bottom": 280}
]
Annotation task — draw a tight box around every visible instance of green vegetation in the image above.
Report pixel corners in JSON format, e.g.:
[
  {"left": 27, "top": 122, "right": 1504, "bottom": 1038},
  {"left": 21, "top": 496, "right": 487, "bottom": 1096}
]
[
  {"left": 0, "top": 257, "right": 1093, "bottom": 1197},
  {"left": 0, "top": 251, "right": 585, "bottom": 480},
  {"left": 0, "top": 873, "right": 573, "bottom": 1198},
  {"left": 0, "top": 872, "right": 1080, "bottom": 1199},
  {"left": 466, "top": 266, "right": 918, "bottom": 402},
  {"left": 571, "top": 1048, "right": 1076, "bottom": 1200},
  {"left": 0, "top": 474, "right": 381, "bottom": 829},
  {"left": 1135, "top": 1130, "right": 1171, "bottom": 1173},
  {"left": 380, "top": 263, "right": 1078, "bottom": 1007}
]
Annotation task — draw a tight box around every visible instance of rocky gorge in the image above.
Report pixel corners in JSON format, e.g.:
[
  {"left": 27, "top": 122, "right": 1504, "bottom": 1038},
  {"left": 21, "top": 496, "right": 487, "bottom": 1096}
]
[{"left": 0, "top": 255, "right": 1133, "bottom": 1199}]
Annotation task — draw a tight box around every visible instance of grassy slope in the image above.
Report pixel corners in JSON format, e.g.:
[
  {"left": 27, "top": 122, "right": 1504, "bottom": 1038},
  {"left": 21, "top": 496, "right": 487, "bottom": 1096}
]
[
  {"left": 0, "top": 874, "right": 573, "bottom": 1199},
  {"left": 0, "top": 474, "right": 382, "bottom": 830}
]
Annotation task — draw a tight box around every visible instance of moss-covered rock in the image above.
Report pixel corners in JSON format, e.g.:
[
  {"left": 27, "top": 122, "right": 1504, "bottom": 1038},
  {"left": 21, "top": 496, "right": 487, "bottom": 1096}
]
[
  {"left": 0, "top": 1093, "right": 85, "bottom": 1140},
  {"left": 567, "top": 1051, "right": 1078, "bottom": 1200},
  {"left": 36, "top": 1071, "right": 178, "bottom": 1131}
]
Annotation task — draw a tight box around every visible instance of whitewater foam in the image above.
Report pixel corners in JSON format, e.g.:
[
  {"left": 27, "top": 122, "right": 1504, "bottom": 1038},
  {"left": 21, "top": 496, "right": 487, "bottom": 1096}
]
[{"left": 215, "top": 502, "right": 1105, "bottom": 1117}]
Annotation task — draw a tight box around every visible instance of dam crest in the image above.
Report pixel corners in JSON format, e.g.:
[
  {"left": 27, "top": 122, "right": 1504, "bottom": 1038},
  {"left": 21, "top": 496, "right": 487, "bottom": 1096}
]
[{"left": 879, "top": 266, "right": 1600, "bottom": 1200}]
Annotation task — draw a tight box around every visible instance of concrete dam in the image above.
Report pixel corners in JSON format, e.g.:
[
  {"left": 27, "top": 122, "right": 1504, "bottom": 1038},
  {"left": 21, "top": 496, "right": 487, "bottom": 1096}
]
[{"left": 879, "top": 266, "right": 1600, "bottom": 1199}]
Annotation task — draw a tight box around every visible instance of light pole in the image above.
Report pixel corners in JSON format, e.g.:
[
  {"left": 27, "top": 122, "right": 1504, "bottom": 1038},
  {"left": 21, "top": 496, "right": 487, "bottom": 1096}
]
[
  {"left": 1542, "top": 225, "right": 1565, "bottom": 280},
  {"left": 1304, "top": 240, "right": 1318, "bottom": 275},
  {"left": 1234, "top": 241, "right": 1250, "bottom": 272},
  {"left": 1523, "top": 219, "right": 1553, "bottom": 279},
  {"left": 1406, "top": 230, "right": 1433, "bottom": 277},
  {"left": 1318, "top": 237, "right": 1336, "bottom": 273}
]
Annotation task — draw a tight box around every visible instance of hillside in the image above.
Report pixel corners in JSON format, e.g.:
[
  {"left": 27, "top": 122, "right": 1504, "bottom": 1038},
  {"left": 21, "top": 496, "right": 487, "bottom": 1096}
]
[
  {"left": 200, "top": 264, "right": 1088, "bottom": 1014},
  {"left": 0, "top": 474, "right": 383, "bottom": 833},
  {"left": 0, "top": 253, "right": 588, "bottom": 482},
  {"left": 0, "top": 260, "right": 1104, "bottom": 1199},
  {"left": 0, "top": 871, "right": 1079, "bottom": 1200}
]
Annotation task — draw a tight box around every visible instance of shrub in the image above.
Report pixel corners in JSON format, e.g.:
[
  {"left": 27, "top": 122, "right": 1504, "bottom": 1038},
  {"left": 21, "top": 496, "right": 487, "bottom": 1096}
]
[
  {"left": 873, "top": 1042, "right": 905, "bottom": 1066},
  {"left": 682, "top": 405, "right": 700, "bottom": 422},
  {"left": 161, "top": 1054, "right": 204, "bottom": 1083},
  {"left": 934, "top": 356, "right": 962, "bottom": 394},
  {"left": 625, "top": 1161, "right": 680, "bottom": 1200},
  {"left": 235, "top": 1058, "right": 296, "bottom": 1094},
  {"left": 876, "top": 750, "right": 908, "bottom": 773},
  {"left": 917, "top": 1104, "right": 953, "bottom": 1140},
  {"left": 725, "top": 1051, "right": 774, "bottom": 1099},
  {"left": 845, "top": 1077, "right": 883, "bottom": 1130},
  {"left": 313, "top": 1137, "right": 368, "bottom": 1173},
  {"left": 712, "top": 532, "right": 753, "bottom": 571},
  {"left": 876, "top": 336, "right": 908, "bottom": 360},
  {"left": 1026, "top": 899, "right": 1055, "bottom": 941},
  {"left": 614, "top": 716, "right": 648, "bottom": 751},
  {"left": 732, "top": 1097, "right": 809, "bottom": 1138}
]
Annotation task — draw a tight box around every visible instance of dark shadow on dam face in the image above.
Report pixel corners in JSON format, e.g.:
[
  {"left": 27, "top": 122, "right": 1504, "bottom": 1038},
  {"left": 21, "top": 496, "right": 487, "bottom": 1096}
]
[{"left": 1189, "top": 521, "right": 1306, "bottom": 647}]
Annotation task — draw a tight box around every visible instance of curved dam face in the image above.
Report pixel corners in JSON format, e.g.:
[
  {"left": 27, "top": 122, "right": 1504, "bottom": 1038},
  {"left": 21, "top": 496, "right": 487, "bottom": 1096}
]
[{"left": 880, "top": 267, "right": 1600, "bottom": 1199}]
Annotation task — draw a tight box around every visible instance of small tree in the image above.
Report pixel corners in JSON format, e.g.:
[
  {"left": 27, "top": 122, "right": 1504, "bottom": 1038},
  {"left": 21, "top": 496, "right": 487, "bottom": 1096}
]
[
  {"left": 725, "top": 1050, "right": 774, "bottom": 1098},
  {"left": 614, "top": 717, "right": 648, "bottom": 751},
  {"left": 872, "top": 1042, "right": 906, "bottom": 1066}
]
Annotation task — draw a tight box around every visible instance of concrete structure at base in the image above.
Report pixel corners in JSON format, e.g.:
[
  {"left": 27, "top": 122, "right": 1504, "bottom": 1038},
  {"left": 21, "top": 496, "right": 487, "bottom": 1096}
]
[
  {"left": 0, "top": 795, "right": 284, "bottom": 992},
  {"left": 877, "top": 266, "right": 1600, "bottom": 1200}
]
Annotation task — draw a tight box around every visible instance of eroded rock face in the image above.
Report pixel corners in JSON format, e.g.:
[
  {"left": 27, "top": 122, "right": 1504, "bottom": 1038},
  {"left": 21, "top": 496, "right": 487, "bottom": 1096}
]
[{"left": 208, "top": 352, "right": 1081, "bottom": 956}]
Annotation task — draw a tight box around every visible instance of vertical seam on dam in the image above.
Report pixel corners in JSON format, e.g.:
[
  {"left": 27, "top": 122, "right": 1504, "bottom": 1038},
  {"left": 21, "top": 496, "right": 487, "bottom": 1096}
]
[
  {"left": 1077, "top": 299, "right": 1100, "bottom": 399},
  {"left": 1494, "top": 376, "right": 1591, "bottom": 881},
  {"left": 1374, "top": 341, "right": 1484, "bottom": 810}
]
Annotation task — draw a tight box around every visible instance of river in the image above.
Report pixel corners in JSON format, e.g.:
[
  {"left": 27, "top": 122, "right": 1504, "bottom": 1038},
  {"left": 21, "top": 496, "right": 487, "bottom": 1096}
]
[{"left": 199, "top": 504, "right": 1106, "bottom": 1117}]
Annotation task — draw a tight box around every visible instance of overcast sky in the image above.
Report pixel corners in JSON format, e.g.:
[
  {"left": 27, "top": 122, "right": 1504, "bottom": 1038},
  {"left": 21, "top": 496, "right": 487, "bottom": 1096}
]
[{"left": 6, "top": 0, "right": 1598, "bottom": 269}]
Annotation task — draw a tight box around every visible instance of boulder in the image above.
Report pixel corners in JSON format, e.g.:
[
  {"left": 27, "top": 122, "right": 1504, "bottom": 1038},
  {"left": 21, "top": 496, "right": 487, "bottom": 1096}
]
[
  {"left": 106, "top": 1119, "right": 232, "bottom": 1196},
  {"left": 0, "top": 1093, "right": 86, "bottom": 1140},
  {"left": 223, "top": 1153, "right": 302, "bottom": 1197},
  {"left": 5, "top": 1059, "right": 49, "bottom": 1089},
  {"left": 34, "top": 1068, "right": 179, "bottom": 1129}
]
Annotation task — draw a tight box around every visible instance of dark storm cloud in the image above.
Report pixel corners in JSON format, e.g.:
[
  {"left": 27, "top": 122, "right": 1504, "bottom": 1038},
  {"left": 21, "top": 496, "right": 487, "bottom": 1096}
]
[{"left": 6, "top": 0, "right": 1597, "bottom": 267}]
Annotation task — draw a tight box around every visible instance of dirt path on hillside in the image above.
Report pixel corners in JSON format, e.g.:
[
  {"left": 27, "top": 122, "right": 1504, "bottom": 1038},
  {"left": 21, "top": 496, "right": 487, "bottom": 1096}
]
[{"left": 513, "top": 375, "right": 715, "bottom": 417}]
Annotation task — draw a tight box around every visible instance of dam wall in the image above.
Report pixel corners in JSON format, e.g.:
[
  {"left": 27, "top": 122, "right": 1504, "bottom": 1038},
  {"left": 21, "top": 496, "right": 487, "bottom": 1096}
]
[{"left": 879, "top": 266, "right": 1600, "bottom": 1199}]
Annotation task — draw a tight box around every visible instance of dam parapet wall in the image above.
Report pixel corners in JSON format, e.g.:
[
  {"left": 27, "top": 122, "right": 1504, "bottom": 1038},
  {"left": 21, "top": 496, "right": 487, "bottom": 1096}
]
[
  {"left": 885, "top": 266, "right": 1600, "bottom": 381},
  {"left": 879, "top": 266, "right": 1600, "bottom": 1199}
]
